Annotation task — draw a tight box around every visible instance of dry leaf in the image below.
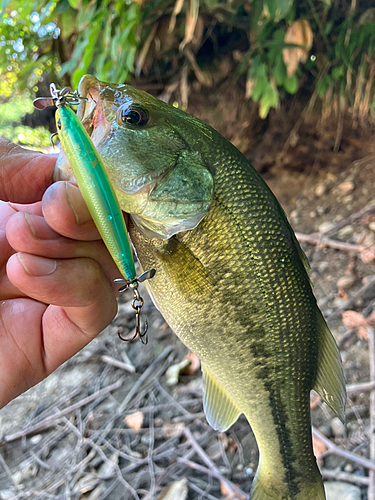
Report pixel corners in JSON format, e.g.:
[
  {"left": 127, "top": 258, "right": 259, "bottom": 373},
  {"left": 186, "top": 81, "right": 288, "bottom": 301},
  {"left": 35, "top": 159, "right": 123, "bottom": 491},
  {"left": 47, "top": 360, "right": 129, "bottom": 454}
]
[
  {"left": 220, "top": 482, "right": 246, "bottom": 500},
  {"left": 366, "top": 310, "right": 375, "bottom": 327},
  {"left": 125, "top": 411, "right": 144, "bottom": 431},
  {"left": 342, "top": 310, "right": 369, "bottom": 341},
  {"left": 162, "top": 422, "right": 185, "bottom": 439},
  {"left": 342, "top": 310, "right": 367, "bottom": 330},
  {"left": 169, "top": 0, "right": 185, "bottom": 32},
  {"left": 155, "top": 479, "right": 188, "bottom": 500},
  {"left": 337, "top": 275, "right": 356, "bottom": 291},
  {"left": 227, "top": 437, "right": 238, "bottom": 454},
  {"left": 310, "top": 391, "right": 321, "bottom": 410},
  {"left": 165, "top": 358, "right": 191, "bottom": 386},
  {"left": 184, "top": 351, "right": 201, "bottom": 375},
  {"left": 358, "top": 325, "right": 369, "bottom": 341},
  {"left": 180, "top": 0, "right": 199, "bottom": 51},
  {"left": 360, "top": 247, "right": 375, "bottom": 264},
  {"left": 312, "top": 434, "right": 328, "bottom": 460},
  {"left": 283, "top": 19, "right": 313, "bottom": 77}
]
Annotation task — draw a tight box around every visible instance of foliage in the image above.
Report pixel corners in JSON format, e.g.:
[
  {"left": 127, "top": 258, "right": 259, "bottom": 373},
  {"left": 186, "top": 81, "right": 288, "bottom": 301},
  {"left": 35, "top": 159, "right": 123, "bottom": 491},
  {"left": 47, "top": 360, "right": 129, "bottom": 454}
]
[
  {"left": 0, "top": 92, "right": 51, "bottom": 148},
  {"left": 0, "top": 0, "right": 375, "bottom": 122}
]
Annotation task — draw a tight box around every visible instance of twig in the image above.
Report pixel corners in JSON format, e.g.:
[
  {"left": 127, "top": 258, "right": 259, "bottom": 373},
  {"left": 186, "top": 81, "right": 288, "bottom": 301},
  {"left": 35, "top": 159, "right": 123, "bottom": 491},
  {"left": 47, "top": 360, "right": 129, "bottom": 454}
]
[
  {"left": 118, "top": 346, "right": 172, "bottom": 415},
  {"left": 321, "top": 468, "right": 369, "bottom": 485},
  {"left": 154, "top": 379, "right": 192, "bottom": 417},
  {"left": 184, "top": 427, "right": 248, "bottom": 500},
  {"left": 178, "top": 457, "right": 248, "bottom": 500},
  {"left": 368, "top": 326, "right": 375, "bottom": 500},
  {"left": 93, "top": 347, "right": 172, "bottom": 446},
  {"left": 328, "top": 276, "right": 375, "bottom": 320},
  {"left": 312, "top": 427, "right": 375, "bottom": 471},
  {"left": 188, "top": 480, "right": 221, "bottom": 500},
  {"left": 0, "top": 451, "right": 23, "bottom": 491},
  {"left": 347, "top": 380, "right": 375, "bottom": 395},
  {"left": 322, "top": 202, "right": 375, "bottom": 236},
  {"left": 295, "top": 232, "right": 367, "bottom": 253},
  {"left": 337, "top": 328, "right": 356, "bottom": 349},
  {"left": 1, "top": 380, "right": 123, "bottom": 444},
  {"left": 61, "top": 415, "right": 140, "bottom": 500},
  {"left": 100, "top": 354, "right": 135, "bottom": 373},
  {"left": 142, "top": 391, "right": 156, "bottom": 500}
]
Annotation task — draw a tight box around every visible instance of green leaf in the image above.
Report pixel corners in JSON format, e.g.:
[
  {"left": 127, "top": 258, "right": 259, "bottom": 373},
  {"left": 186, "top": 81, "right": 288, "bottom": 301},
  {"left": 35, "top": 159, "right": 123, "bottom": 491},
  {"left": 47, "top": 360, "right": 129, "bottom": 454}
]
[
  {"left": 273, "top": 55, "right": 286, "bottom": 86},
  {"left": 263, "top": 0, "right": 293, "bottom": 22},
  {"left": 259, "top": 84, "right": 278, "bottom": 118},
  {"left": 68, "top": 0, "right": 81, "bottom": 10},
  {"left": 283, "top": 74, "right": 298, "bottom": 94},
  {"left": 72, "top": 68, "right": 86, "bottom": 88},
  {"left": 332, "top": 65, "right": 344, "bottom": 80}
]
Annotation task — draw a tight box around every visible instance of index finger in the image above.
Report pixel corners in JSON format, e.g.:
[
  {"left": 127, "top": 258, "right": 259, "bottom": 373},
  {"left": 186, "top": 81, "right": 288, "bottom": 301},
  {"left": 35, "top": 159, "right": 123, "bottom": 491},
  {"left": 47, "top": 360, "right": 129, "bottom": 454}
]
[{"left": 0, "top": 139, "right": 55, "bottom": 203}]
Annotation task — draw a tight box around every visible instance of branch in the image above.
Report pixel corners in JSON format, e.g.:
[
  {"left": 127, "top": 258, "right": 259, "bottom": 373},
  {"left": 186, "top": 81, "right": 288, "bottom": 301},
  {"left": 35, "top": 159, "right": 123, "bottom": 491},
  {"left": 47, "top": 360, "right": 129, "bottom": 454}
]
[
  {"left": 296, "top": 232, "right": 366, "bottom": 253},
  {"left": 184, "top": 427, "right": 249, "bottom": 500},
  {"left": 312, "top": 427, "right": 375, "bottom": 471}
]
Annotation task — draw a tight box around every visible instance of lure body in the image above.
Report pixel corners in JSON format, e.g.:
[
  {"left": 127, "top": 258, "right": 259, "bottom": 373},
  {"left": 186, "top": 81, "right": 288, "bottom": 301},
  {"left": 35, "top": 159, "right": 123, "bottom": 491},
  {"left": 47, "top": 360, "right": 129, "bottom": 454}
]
[{"left": 55, "top": 104, "right": 136, "bottom": 281}]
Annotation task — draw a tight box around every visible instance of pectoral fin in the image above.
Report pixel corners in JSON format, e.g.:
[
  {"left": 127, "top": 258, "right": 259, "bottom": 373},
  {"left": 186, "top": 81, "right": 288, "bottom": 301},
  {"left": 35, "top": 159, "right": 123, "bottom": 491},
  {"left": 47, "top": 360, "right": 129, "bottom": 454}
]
[
  {"left": 313, "top": 311, "right": 346, "bottom": 422},
  {"left": 202, "top": 364, "right": 241, "bottom": 432}
]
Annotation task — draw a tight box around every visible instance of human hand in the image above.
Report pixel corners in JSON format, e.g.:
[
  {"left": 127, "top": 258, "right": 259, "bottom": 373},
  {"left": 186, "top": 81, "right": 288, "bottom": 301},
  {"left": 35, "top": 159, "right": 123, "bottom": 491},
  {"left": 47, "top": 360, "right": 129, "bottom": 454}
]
[{"left": 0, "top": 139, "right": 120, "bottom": 408}]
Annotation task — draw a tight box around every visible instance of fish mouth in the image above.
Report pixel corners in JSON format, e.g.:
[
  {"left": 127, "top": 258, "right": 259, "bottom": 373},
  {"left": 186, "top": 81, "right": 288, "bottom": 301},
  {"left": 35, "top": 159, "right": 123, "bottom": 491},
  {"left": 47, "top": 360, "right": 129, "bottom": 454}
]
[
  {"left": 77, "top": 76, "right": 110, "bottom": 148},
  {"left": 75, "top": 75, "right": 174, "bottom": 196}
]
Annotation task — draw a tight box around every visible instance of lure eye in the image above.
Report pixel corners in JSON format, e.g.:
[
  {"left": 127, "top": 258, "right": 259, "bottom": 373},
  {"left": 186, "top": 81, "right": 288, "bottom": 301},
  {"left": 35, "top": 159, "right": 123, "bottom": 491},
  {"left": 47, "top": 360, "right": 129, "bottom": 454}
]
[
  {"left": 119, "top": 105, "right": 149, "bottom": 127},
  {"left": 56, "top": 118, "right": 61, "bottom": 130}
]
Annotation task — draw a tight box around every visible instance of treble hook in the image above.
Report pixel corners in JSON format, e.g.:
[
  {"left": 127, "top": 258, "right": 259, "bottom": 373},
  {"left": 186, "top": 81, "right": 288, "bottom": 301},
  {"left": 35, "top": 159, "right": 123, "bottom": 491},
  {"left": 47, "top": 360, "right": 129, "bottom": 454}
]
[
  {"left": 32, "top": 83, "right": 89, "bottom": 110},
  {"left": 115, "top": 269, "right": 156, "bottom": 344}
]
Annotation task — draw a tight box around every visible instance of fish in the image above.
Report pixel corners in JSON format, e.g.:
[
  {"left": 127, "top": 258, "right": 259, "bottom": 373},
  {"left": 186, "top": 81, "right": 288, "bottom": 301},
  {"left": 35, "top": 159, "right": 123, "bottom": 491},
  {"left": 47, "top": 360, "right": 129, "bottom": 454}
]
[{"left": 55, "top": 75, "right": 346, "bottom": 500}]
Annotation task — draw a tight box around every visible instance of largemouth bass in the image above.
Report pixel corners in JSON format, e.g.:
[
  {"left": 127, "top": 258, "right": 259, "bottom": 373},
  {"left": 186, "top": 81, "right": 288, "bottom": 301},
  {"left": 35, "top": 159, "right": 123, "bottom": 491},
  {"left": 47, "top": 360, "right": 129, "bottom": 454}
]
[{"left": 55, "top": 75, "right": 345, "bottom": 500}]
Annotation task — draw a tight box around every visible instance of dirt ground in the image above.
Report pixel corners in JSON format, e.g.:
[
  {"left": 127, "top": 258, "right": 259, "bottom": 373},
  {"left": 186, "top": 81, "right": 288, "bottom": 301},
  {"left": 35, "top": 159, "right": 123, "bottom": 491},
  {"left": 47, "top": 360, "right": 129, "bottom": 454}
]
[{"left": 0, "top": 93, "right": 375, "bottom": 500}]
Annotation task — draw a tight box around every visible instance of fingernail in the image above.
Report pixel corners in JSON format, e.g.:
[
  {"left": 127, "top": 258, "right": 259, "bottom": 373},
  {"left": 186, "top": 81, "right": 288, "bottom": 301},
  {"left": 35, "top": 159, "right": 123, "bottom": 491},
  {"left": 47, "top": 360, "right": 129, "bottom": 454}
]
[
  {"left": 65, "top": 182, "right": 91, "bottom": 225},
  {"left": 18, "top": 253, "right": 57, "bottom": 276},
  {"left": 24, "top": 212, "right": 59, "bottom": 240}
]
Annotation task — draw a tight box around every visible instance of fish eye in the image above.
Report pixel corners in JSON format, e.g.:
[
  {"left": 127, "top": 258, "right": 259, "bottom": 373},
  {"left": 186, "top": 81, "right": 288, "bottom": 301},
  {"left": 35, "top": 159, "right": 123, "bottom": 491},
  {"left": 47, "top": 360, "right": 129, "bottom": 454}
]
[{"left": 119, "top": 105, "right": 149, "bottom": 127}]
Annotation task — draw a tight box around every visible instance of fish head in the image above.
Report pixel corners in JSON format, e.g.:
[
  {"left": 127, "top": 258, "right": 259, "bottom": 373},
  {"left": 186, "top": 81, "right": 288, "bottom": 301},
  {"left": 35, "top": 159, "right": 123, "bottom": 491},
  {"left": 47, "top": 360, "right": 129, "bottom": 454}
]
[{"left": 55, "top": 75, "right": 214, "bottom": 239}]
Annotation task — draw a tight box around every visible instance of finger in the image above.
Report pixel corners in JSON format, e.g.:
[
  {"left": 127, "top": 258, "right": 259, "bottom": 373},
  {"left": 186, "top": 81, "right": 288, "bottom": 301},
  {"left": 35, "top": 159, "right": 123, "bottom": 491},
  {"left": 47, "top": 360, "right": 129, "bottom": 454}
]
[
  {"left": 0, "top": 298, "right": 49, "bottom": 407},
  {"left": 8, "top": 201, "right": 43, "bottom": 216},
  {"left": 0, "top": 201, "right": 20, "bottom": 299},
  {"left": 0, "top": 139, "right": 55, "bottom": 203},
  {"left": 6, "top": 211, "right": 120, "bottom": 285},
  {"left": 6, "top": 253, "right": 117, "bottom": 335},
  {"left": 42, "top": 181, "right": 99, "bottom": 240}
]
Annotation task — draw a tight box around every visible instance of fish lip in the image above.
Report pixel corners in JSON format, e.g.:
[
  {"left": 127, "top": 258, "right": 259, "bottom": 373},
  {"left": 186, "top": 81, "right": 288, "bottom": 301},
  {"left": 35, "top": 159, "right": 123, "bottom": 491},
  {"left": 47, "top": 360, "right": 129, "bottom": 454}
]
[{"left": 77, "top": 75, "right": 101, "bottom": 124}]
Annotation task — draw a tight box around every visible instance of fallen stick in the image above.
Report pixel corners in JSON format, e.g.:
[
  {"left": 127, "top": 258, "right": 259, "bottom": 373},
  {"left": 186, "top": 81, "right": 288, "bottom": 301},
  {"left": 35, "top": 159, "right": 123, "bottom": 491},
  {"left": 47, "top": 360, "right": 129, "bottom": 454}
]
[
  {"left": 1, "top": 380, "right": 123, "bottom": 444},
  {"left": 100, "top": 354, "right": 135, "bottom": 373},
  {"left": 321, "top": 468, "right": 369, "bottom": 485},
  {"left": 296, "top": 232, "right": 367, "bottom": 253},
  {"left": 178, "top": 457, "right": 248, "bottom": 500},
  {"left": 184, "top": 427, "right": 248, "bottom": 500},
  {"left": 312, "top": 427, "right": 375, "bottom": 471},
  {"left": 322, "top": 202, "right": 375, "bottom": 236},
  {"left": 328, "top": 276, "right": 375, "bottom": 320},
  {"left": 347, "top": 380, "right": 375, "bottom": 396}
]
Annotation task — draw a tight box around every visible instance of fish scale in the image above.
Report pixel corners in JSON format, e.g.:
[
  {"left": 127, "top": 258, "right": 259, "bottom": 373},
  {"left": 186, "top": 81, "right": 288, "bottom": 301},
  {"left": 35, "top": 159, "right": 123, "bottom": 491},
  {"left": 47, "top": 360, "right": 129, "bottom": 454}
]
[
  {"left": 55, "top": 75, "right": 345, "bottom": 500},
  {"left": 130, "top": 135, "right": 327, "bottom": 498}
]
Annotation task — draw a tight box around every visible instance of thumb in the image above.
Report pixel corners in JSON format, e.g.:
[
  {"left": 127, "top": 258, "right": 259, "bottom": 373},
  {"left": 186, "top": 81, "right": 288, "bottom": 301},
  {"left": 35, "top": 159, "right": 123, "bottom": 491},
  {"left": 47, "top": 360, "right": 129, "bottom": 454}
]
[{"left": 0, "top": 139, "right": 56, "bottom": 203}]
